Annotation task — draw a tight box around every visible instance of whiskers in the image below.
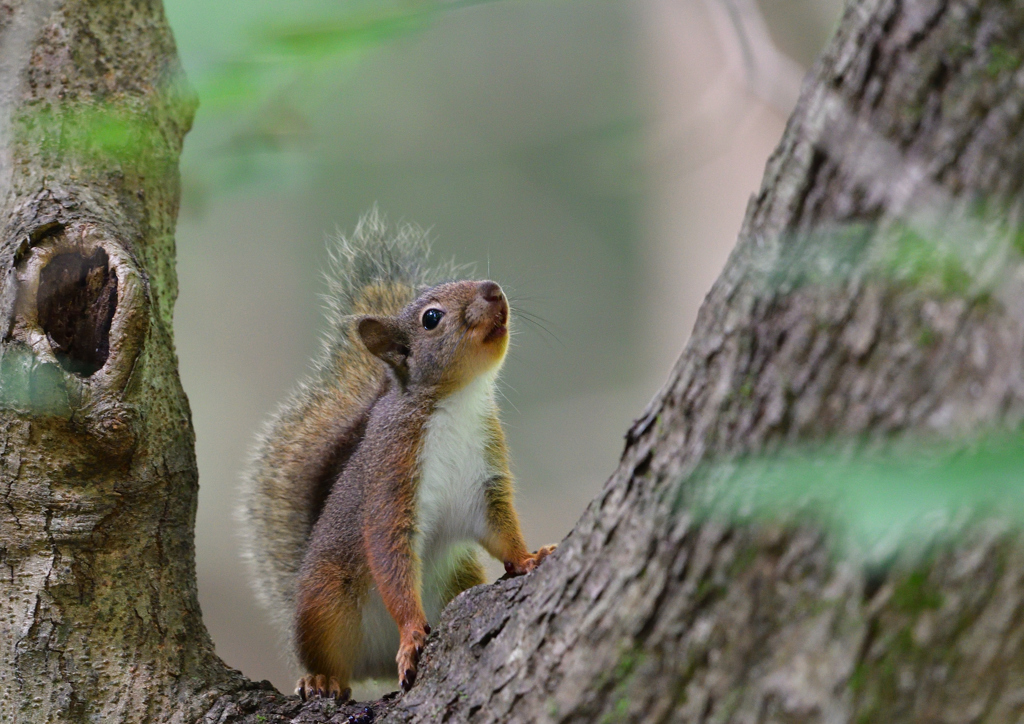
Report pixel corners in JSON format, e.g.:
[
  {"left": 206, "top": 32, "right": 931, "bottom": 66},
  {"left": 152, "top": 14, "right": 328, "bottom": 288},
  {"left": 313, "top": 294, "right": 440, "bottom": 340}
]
[
  {"left": 495, "top": 384, "right": 521, "bottom": 415},
  {"left": 507, "top": 302, "right": 564, "bottom": 351}
]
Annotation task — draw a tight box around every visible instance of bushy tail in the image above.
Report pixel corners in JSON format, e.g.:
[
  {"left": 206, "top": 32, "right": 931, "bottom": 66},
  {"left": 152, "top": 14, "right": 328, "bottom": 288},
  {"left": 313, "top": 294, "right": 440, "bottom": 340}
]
[{"left": 237, "top": 208, "right": 464, "bottom": 642}]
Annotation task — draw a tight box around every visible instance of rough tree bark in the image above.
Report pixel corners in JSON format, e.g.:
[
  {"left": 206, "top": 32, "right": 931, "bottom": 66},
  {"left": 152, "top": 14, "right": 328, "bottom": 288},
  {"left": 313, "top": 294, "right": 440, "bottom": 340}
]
[
  {"left": 4, "top": 0, "right": 1024, "bottom": 722},
  {"left": 0, "top": 1, "right": 255, "bottom": 721}
]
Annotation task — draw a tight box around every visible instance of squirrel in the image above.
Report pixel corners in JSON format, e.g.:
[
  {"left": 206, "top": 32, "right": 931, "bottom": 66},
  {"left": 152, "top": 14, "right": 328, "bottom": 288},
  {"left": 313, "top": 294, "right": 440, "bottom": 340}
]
[{"left": 238, "top": 210, "right": 555, "bottom": 701}]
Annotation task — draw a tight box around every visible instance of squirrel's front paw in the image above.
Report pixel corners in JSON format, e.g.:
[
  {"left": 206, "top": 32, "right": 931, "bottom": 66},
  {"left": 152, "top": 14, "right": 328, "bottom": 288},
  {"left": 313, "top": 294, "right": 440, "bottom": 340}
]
[
  {"left": 295, "top": 674, "right": 350, "bottom": 702},
  {"left": 504, "top": 544, "right": 557, "bottom": 576},
  {"left": 396, "top": 623, "right": 431, "bottom": 692}
]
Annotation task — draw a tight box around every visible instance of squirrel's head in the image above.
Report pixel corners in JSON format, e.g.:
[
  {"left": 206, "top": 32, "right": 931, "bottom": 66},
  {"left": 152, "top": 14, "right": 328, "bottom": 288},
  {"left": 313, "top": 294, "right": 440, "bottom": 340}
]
[{"left": 357, "top": 280, "right": 509, "bottom": 393}]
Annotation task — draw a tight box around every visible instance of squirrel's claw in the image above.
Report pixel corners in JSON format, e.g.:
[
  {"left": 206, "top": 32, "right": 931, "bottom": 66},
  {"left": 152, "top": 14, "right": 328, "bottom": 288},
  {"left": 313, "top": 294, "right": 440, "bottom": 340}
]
[
  {"left": 401, "top": 667, "right": 417, "bottom": 692},
  {"left": 295, "top": 675, "right": 349, "bottom": 702},
  {"left": 396, "top": 623, "right": 430, "bottom": 692},
  {"left": 504, "top": 544, "right": 557, "bottom": 576},
  {"left": 396, "top": 649, "right": 419, "bottom": 692},
  {"left": 536, "top": 544, "right": 557, "bottom": 562}
]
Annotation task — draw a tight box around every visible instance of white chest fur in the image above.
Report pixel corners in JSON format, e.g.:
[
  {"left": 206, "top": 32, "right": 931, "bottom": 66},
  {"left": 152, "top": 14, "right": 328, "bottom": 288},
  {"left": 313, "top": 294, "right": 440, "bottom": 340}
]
[{"left": 415, "top": 373, "right": 495, "bottom": 614}]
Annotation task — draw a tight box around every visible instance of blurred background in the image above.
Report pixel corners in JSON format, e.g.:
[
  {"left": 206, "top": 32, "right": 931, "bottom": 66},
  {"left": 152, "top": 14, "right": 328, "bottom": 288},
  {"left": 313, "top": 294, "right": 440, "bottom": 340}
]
[{"left": 163, "top": 0, "right": 843, "bottom": 694}]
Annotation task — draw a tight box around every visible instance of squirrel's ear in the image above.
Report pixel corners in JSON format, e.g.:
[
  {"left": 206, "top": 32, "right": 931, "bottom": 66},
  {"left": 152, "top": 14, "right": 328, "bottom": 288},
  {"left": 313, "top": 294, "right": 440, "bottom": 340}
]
[{"left": 358, "top": 316, "right": 410, "bottom": 371}]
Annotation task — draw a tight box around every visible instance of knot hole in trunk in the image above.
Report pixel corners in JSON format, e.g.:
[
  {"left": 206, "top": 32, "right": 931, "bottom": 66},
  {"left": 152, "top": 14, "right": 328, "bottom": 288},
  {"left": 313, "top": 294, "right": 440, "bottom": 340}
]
[{"left": 37, "top": 248, "right": 118, "bottom": 377}]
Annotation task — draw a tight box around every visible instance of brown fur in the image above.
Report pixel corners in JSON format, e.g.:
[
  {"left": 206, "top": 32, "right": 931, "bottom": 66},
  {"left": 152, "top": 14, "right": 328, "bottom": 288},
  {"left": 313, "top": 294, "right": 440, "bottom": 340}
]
[{"left": 239, "top": 213, "right": 552, "bottom": 696}]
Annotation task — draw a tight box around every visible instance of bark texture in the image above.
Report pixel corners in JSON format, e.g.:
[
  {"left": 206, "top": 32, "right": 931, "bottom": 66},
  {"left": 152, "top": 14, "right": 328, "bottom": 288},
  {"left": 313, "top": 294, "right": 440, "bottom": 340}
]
[{"left": 5, "top": 0, "right": 1024, "bottom": 722}]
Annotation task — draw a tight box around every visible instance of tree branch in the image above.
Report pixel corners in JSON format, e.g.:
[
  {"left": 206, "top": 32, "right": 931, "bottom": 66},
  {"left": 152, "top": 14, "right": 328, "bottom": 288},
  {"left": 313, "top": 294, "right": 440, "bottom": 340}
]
[{"left": 376, "top": 0, "right": 1024, "bottom": 721}]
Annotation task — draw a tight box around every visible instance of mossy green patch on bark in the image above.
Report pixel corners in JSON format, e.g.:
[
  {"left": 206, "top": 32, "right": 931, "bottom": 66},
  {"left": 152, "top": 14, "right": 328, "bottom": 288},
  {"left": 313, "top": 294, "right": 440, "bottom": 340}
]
[{"left": 891, "top": 570, "right": 943, "bottom": 614}]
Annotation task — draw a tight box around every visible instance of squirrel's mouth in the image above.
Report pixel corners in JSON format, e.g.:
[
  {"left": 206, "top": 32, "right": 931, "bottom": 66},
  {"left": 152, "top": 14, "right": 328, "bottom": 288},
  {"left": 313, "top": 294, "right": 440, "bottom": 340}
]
[
  {"left": 484, "top": 323, "right": 507, "bottom": 343},
  {"left": 482, "top": 306, "right": 508, "bottom": 343}
]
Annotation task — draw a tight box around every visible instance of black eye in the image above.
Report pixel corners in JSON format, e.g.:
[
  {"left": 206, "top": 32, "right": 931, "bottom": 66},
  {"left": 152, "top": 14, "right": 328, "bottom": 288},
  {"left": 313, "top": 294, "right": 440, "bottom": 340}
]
[{"left": 422, "top": 308, "right": 444, "bottom": 330}]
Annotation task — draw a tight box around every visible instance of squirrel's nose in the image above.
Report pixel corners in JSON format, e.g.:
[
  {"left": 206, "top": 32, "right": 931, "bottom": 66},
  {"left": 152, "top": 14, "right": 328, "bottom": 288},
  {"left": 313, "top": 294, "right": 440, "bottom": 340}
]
[{"left": 479, "top": 281, "right": 504, "bottom": 303}]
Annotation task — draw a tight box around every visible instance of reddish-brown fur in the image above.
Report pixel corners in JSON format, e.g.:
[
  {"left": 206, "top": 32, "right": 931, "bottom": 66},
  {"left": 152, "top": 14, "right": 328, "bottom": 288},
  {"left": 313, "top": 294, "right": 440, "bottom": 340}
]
[
  {"left": 239, "top": 217, "right": 552, "bottom": 700},
  {"left": 292, "top": 279, "right": 553, "bottom": 697}
]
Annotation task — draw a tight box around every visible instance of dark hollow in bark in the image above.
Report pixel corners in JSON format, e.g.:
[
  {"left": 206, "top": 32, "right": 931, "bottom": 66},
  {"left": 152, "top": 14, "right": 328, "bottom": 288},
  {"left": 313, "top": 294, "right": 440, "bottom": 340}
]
[{"left": 37, "top": 246, "right": 117, "bottom": 376}]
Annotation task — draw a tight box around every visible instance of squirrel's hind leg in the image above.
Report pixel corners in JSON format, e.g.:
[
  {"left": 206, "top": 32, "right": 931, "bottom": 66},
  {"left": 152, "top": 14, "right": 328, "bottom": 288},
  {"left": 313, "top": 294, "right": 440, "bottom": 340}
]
[
  {"left": 437, "top": 546, "right": 487, "bottom": 608},
  {"left": 294, "top": 563, "right": 362, "bottom": 700}
]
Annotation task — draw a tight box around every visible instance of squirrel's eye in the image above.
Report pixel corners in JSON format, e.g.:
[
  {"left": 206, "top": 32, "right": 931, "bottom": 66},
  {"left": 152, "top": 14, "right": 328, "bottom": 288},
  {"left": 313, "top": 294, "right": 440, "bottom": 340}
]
[{"left": 422, "top": 308, "right": 444, "bottom": 330}]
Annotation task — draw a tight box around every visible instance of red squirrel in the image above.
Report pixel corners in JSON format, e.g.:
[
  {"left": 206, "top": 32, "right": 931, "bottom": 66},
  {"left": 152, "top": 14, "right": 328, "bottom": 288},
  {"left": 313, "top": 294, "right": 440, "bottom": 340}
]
[{"left": 239, "top": 211, "right": 554, "bottom": 700}]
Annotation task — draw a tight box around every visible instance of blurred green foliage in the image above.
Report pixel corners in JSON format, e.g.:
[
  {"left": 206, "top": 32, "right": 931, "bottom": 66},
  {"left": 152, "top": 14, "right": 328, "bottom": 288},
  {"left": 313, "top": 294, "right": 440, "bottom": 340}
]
[
  {"left": 16, "top": 98, "right": 180, "bottom": 179},
  {"left": 882, "top": 222, "right": 974, "bottom": 295},
  {"left": 174, "top": 0, "right": 495, "bottom": 191},
  {"left": 685, "top": 432, "right": 1024, "bottom": 557},
  {"left": 0, "top": 346, "right": 72, "bottom": 416},
  {"left": 194, "top": 1, "right": 448, "bottom": 114},
  {"left": 15, "top": 1, "right": 495, "bottom": 194},
  {"left": 765, "top": 207, "right": 1024, "bottom": 302}
]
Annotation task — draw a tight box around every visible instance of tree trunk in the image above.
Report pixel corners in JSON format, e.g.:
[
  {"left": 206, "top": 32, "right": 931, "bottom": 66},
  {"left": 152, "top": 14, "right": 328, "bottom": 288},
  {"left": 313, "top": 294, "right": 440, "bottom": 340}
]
[
  {"left": 4, "top": 0, "right": 1024, "bottom": 722},
  {"left": 0, "top": 1, "right": 254, "bottom": 721}
]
